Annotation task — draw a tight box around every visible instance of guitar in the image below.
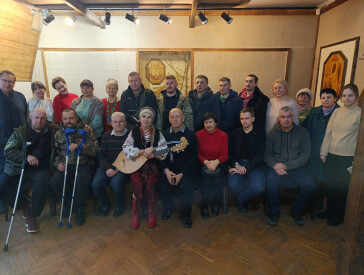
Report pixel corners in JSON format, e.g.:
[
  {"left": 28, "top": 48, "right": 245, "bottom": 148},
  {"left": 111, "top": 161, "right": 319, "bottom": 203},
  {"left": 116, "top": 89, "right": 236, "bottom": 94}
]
[{"left": 113, "top": 137, "right": 188, "bottom": 174}]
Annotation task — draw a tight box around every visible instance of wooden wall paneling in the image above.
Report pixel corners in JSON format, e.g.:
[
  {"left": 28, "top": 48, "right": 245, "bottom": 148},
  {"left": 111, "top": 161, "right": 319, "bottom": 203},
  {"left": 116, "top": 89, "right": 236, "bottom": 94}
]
[
  {"left": 310, "top": 15, "right": 320, "bottom": 104},
  {"left": 41, "top": 49, "right": 50, "bottom": 98}
]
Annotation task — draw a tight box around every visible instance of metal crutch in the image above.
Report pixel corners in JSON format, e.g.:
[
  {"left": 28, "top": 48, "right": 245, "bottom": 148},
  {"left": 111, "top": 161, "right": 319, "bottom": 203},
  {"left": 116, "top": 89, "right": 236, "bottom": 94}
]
[
  {"left": 67, "top": 129, "right": 87, "bottom": 228},
  {"left": 3, "top": 141, "right": 30, "bottom": 252},
  {"left": 58, "top": 128, "right": 74, "bottom": 228}
]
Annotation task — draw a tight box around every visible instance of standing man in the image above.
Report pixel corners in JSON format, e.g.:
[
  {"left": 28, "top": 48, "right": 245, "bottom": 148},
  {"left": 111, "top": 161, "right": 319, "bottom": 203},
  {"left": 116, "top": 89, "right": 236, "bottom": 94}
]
[
  {"left": 188, "top": 75, "right": 221, "bottom": 132},
  {"left": 120, "top": 72, "right": 158, "bottom": 129},
  {"left": 52, "top": 77, "right": 78, "bottom": 124},
  {"left": 0, "top": 108, "right": 59, "bottom": 233},
  {"left": 239, "top": 74, "right": 269, "bottom": 130},
  {"left": 216, "top": 77, "right": 243, "bottom": 137},
  {"left": 159, "top": 108, "right": 198, "bottom": 228},
  {"left": 0, "top": 70, "right": 27, "bottom": 214},
  {"left": 264, "top": 106, "right": 315, "bottom": 226},
  {"left": 51, "top": 108, "right": 99, "bottom": 226},
  {"left": 156, "top": 75, "right": 193, "bottom": 131}
]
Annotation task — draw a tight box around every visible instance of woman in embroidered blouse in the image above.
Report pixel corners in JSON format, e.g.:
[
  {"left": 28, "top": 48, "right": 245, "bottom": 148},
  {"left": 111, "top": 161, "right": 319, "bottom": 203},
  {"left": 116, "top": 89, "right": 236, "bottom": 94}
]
[
  {"left": 123, "top": 107, "right": 167, "bottom": 229},
  {"left": 196, "top": 112, "right": 228, "bottom": 219},
  {"left": 70, "top": 79, "right": 104, "bottom": 141},
  {"left": 102, "top": 79, "right": 120, "bottom": 132},
  {"left": 28, "top": 81, "right": 54, "bottom": 122},
  {"left": 319, "top": 84, "right": 361, "bottom": 226}
]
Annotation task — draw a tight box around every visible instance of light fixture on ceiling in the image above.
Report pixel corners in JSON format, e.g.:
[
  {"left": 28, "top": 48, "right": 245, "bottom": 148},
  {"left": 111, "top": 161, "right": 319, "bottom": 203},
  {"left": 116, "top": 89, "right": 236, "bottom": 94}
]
[
  {"left": 65, "top": 14, "right": 77, "bottom": 26},
  {"left": 159, "top": 14, "right": 172, "bottom": 24},
  {"left": 125, "top": 12, "right": 139, "bottom": 24},
  {"left": 43, "top": 14, "right": 55, "bottom": 25},
  {"left": 104, "top": 11, "right": 111, "bottom": 25},
  {"left": 221, "top": 11, "right": 233, "bottom": 24},
  {"left": 197, "top": 11, "right": 208, "bottom": 24}
]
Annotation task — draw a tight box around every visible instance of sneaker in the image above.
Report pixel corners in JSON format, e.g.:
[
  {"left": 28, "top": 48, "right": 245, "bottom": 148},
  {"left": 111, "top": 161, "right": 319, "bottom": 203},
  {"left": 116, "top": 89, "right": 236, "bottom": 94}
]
[
  {"left": 290, "top": 211, "right": 305, "bottom": 226},
  {"left": 25, "top": 217, "right": 39, "bottom": 233},
  {"left": 75, "top": 210, "right": 86, "bottom": 226},
  {"left": 22, "top": 201, "right": 30, "bottom": 220},
  {"left": 268, "top": 212, "right": 279, "bottom": 226}
]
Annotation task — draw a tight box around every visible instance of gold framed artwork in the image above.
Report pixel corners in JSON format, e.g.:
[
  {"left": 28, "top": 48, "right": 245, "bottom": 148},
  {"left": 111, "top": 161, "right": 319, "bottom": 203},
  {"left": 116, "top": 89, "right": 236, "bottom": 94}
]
[{"left": 314, "top": 37, "right": 360, "bottom": 106}]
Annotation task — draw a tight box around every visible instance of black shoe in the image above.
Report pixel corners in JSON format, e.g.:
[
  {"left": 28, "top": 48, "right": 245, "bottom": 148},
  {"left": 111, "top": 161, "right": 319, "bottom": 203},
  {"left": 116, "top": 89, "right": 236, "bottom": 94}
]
[
  {"left": 200, "top": 207, "right": 209, "bottom": 219},
  {"left": 290, "top": 211, "right": 305, "bottom": 226},
  {"left": 268, "top": 212, "right": 279, "bottom": 226},
  {"left": 327, "top": 217, "right": 343, "bottom": 226},
  {"left": 100, "top": 205, "right": 110, "bottom": 217},
  {"left": 0, "top": 200, "right": 5, "bottom": 214},
  {"left": 182, "top": 216, "right": 192, "bottom": 228},
  {"left": 113, "top": 205, "right": 125, "bottom": 217},
  {"left": 161, "top": 210, "right": 172, "bottom": 221},
  {"left": 75, "top": 210, "right": 86, "bottom": 226},
  {"left": 316, "top": 211, "right": 329, "bottom": 220},
  {"left": 211, "top": 204, "right": 220, "bottom": 217},
  {"left": 236, "top": 201, "right": 249, "bottom": 213}
]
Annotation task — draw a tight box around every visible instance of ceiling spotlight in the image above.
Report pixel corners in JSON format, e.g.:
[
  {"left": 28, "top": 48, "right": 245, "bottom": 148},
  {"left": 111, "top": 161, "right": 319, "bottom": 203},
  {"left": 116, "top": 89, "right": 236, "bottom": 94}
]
[
  {"left": 104, "top": 11, "right": 111, "bottom": 25},
  {"left": 221, "top": 12, "right": 233, "bottom": 24},
  {"left": 65, "top": 15, "right": 77, "bottom": 26},
  {"left": 159, "top": 14, "right": 172, "bottom": 24},
  {"left": 125, "top": 13, "right": 139, "bottom": 24},
  {"left": 197, "top": 11, "right": 208, "bottom": 24},
  {"left": 43, "top": 14, "right": 55, "bottom": 25}
]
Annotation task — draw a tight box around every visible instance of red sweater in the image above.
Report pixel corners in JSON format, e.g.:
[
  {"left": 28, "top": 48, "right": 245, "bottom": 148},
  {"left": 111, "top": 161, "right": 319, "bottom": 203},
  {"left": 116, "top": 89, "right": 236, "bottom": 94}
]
[
  {"left": 196, "top": 128, "right": 228, "bottom": 164},
  {"left": 102, "top": 98, "right": 121, "bottom": 132},
  {"left": 53, "top": 92, "right": 78, "bottom": 124}
]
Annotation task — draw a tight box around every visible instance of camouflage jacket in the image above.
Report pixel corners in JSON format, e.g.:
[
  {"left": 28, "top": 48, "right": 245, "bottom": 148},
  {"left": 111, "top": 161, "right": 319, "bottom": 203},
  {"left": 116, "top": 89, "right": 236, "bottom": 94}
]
[{"left": 54, "top": 119, "right": 99, "bottom": 167}]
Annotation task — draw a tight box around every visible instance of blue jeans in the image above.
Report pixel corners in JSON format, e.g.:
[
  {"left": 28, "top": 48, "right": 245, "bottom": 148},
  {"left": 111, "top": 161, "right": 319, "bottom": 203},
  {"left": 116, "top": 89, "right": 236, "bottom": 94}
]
[
  {"left": 228, "top": 167, "right": 265, "bottom": 203},
  {"left": 91, "top": 167, "right": 128, "bottom": 208},
  {"left": 266, "top": 166, "right": 315, "bottom": 214}
]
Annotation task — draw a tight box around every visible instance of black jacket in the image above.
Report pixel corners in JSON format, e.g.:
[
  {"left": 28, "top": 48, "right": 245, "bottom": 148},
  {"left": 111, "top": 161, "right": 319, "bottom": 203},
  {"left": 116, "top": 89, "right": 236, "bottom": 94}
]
[
  {"left": 120, "top": 84, "right": 158, "bottom": 128},
  {"left": 239, "top": 86, "right": 269, "bottom": 130},
  {"left": 229, "top": 127, "right": 266, "bottom": 173},
  {"left": 216, "top": 89, "right": 243, "bottom": 136},
  {"left": 188, "top": 87, "right": 221, "bottom": 132}
]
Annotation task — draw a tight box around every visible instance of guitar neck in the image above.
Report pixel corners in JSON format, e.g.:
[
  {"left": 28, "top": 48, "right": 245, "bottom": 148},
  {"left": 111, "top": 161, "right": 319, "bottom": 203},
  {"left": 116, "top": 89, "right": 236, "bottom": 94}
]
[{"left": 153, "top": 147, "right": 170, "bottom": 157}]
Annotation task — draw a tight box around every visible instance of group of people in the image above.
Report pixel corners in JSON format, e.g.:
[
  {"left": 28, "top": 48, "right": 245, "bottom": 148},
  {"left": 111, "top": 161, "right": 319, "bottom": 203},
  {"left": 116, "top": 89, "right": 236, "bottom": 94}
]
[{"left": 0, "top": 69, "right": 361, "bottom": 234}]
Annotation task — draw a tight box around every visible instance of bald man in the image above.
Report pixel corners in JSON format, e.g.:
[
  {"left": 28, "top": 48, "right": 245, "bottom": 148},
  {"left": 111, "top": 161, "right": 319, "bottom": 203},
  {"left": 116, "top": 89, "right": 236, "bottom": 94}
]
[
  {"left": 159, "top": 108, "right": 198, "bottom": 228},
  {"left": 0, "top": 108, "right": 59, "bottom": 233}
]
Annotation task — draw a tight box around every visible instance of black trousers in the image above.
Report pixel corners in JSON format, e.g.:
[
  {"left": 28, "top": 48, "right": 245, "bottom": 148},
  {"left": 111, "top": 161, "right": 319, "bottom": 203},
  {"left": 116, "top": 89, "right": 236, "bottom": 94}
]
[
  {"left": 4, "top": 167, "right": 50, "bottom": 217},
  {"left": 159, "top": 173, "right": 194, "bottom": 217},
  {"left": 200, "top": 171, "right": 225, "bottom": 209},
  {"left": 50, "top": 163, "right": 93, "bottom": 212},
  {"left": 324, "top": 153, "right": 353, "bottom": 222}
]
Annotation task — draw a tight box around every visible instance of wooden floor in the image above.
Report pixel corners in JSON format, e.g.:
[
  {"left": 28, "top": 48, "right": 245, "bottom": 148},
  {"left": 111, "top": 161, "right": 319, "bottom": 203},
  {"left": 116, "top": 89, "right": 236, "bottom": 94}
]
[{"left": 0, "top": 196, "right": 341, "bottom": 275}]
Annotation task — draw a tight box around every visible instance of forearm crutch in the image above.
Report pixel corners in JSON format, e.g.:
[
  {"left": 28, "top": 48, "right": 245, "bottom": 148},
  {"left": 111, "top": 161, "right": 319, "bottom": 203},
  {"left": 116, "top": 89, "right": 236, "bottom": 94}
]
[
  {"left": 3, "top": 142, "right": 30, "bottom": 252},
  {"left": 58, "top": 128, "right": 74, "bottom": 228},
  {"left": 67, "top": 129, "right": 87, "bottom": 228}
]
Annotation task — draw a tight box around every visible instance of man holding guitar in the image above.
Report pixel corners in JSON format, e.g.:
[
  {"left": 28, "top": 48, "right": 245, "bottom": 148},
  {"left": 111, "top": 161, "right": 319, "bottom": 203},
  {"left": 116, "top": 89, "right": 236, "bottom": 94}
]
[{"left": 159, "top": 108, "right": 198, "bottom": 228}]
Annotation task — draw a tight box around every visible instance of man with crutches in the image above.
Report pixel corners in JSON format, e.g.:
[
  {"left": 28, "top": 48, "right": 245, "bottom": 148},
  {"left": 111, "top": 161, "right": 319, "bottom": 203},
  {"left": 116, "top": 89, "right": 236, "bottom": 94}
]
[
  {"left": 50, "top": 108, "right": 99, "bottom": 226},
  {"left": 0, "top": 108, "right": 59, "bottom": 234}
]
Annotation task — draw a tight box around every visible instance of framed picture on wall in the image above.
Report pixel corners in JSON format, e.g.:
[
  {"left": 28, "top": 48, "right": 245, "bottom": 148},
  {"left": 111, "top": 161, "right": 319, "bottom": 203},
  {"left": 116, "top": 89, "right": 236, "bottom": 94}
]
[{"left": 314, "top": 37, "right": 360, "bottom": 106}]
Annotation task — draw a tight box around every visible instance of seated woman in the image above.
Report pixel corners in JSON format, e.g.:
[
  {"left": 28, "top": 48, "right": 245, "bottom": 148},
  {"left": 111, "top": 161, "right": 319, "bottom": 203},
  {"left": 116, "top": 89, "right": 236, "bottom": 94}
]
[
  {"left": 303, "top": 88, "right": 339, "bottom": 210},
  {"left": 228, "top": 108, "right": 266, "bottom": 213},
  {"left": 123, "top": 107, "right": 167, "bottom": 229},
  {"left": 320, "top": 84, "right": 361, "bottom": 226},
  {"left": 266, "top": 79, "right": 299, "bottom": 131},
  {"left": 196, "top": 112, "right": 228, "bottom": 219},
  {"left": 296, "top": 88, "right": 313, "bottom": 125},
  {"left": 102, "top": 79, "right": 120, "bottom": 132},
  {"left": 70, "top": 79, "right": 104, "bottom": 141},
  {"left": 28, "top": 81, "right": 54, "bottom": 122}
]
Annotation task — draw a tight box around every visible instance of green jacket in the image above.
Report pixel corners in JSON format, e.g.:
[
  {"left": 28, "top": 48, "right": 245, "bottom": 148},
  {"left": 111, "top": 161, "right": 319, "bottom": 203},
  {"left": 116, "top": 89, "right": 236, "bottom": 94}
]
[
  {"left": 156, "top": 89, "right": 194, "bottom": 131},
  {"left": 4, "top": 121, "right": 59, "bottom": 177},
  {"left": 53, "top": 119, "right": 99, "bottom": 167}
]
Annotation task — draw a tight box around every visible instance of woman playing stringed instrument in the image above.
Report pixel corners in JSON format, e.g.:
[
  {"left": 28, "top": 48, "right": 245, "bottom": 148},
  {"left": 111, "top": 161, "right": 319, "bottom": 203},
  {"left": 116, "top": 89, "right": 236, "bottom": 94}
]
[{"left": 123, "top": 107, "right": 167, "bottom": 229}]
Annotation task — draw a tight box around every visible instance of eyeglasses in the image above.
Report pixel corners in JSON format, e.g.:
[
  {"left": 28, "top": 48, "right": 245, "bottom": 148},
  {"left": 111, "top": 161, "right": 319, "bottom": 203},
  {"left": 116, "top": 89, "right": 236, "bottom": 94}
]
[{"left": 0, "top": 79, "right": 15, "bottom": 84}]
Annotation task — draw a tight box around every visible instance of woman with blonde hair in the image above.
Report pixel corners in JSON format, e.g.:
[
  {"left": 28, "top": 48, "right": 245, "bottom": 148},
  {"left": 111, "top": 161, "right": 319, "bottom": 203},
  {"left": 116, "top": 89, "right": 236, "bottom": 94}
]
[
  {"left": 266, "top": 79, "right": 299, "bottom": 131},
  {"left": 102, "top": 79, "right": 120, "bottom": 132}
]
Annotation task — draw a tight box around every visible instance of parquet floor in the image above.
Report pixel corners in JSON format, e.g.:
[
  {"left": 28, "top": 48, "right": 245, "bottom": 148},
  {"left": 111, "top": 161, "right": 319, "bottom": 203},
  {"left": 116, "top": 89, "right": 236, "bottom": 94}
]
[{"left": 0, "top": 194, "right": 340, "bottom": 275}]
